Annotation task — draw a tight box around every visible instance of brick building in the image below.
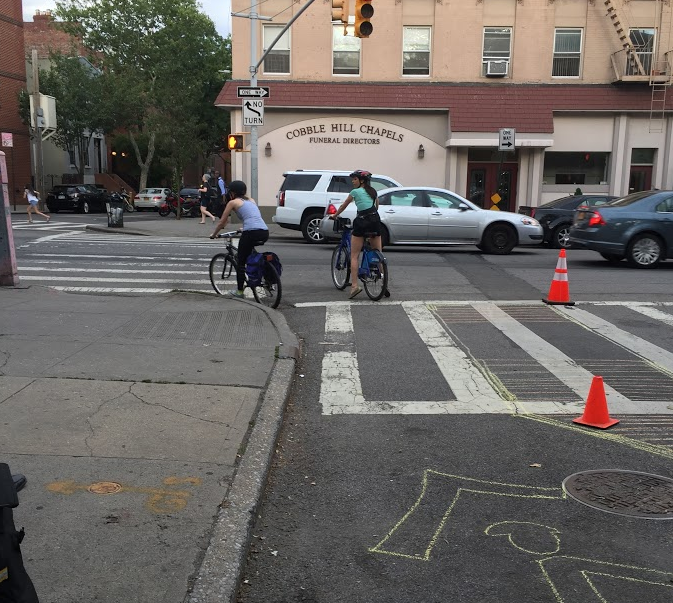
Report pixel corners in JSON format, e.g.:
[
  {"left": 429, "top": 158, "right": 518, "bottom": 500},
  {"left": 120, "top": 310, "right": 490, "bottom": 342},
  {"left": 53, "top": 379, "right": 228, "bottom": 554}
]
[
  {"left": 218, "top": 0, "right": 673, "bottom": 212},
  {"left": 0, "top": 0, "right": 31, "bottom": 207}
]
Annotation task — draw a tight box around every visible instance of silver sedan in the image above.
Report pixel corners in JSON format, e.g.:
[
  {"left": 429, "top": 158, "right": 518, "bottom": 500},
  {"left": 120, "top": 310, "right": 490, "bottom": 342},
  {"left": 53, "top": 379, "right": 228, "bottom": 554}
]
[{"left": 319, "top": 186, "right": 543, "bottom": 254}]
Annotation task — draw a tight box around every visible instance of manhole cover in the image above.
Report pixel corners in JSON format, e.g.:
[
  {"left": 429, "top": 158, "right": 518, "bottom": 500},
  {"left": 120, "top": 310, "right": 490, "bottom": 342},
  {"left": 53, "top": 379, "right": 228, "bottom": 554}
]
[
  {"left": 87, "top": 481, "right": 122, "bottom": 495},
  {"left": 563, "top": 470, "right": 673, "bottom": 519}
]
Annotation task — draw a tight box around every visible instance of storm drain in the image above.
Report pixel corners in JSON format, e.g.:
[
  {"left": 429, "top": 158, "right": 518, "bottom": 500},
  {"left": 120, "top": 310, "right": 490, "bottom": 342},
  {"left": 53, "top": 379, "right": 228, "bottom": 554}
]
[{"left": 562, "top": 470, "right": 673, "bottom": 519}]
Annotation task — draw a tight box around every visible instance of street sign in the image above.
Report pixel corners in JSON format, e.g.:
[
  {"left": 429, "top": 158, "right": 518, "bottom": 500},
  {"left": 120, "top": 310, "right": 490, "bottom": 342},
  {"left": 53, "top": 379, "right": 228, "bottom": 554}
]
[
  {"left": 498, "top": 128, "right": 515, "bottom": 151},
  {"left": 243, "top": 99, "right": 264, "bottom": 126},
  {"left": 1, "top": 133, "right": 13, "bottom": 148},
  {"left": 237, "top": 86, "right": 270, "bottom": 98}
]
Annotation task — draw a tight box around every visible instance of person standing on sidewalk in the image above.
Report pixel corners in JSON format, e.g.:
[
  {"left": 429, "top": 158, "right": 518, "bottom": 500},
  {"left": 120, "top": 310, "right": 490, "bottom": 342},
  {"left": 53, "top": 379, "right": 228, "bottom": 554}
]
[
  {"left": 209, "top": 180, "right": 268, "bottom": 298},
  {"left": 198, "top": 174, "right": 216, "bottom": 224},
  {"left": 23, "top": 185, "right": 50, "bottom": 223}
]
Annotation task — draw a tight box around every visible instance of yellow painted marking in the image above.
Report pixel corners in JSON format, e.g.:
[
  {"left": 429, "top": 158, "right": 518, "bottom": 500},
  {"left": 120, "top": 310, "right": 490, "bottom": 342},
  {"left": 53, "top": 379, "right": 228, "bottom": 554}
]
[
  {"left": 369, "top": 471, "right": 564, "bottom": 561},
  {"left": 484, "top": 521, "right": 561, "bottom": 555},
  {"left": 46, "top": 476, "right": 202, "bottom": 513}
]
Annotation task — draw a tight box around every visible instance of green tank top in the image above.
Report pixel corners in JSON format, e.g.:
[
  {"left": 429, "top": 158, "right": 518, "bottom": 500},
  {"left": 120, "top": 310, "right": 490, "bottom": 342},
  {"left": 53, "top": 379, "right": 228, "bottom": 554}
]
[{"left": 350, "top": 187, "right": 376, "bottom": 211}]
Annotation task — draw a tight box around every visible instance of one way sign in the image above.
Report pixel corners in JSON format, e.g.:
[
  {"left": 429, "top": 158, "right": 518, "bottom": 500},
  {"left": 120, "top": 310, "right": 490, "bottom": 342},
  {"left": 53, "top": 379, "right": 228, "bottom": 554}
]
[{"left": 498, "top": 128, "right": 515, "bottom": 151}]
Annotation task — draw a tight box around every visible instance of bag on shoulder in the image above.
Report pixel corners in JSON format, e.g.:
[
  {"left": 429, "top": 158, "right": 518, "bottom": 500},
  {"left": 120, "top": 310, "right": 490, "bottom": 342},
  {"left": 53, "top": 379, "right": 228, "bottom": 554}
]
[{"left": 245, "top": 252, "right": 265, "bottom": 287}]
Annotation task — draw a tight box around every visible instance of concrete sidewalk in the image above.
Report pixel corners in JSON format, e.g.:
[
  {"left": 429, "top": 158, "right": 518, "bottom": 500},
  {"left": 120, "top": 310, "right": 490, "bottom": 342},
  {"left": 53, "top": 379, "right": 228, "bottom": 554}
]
[{"left": 1, "top": 282, "right": 298, "bottom": 602}]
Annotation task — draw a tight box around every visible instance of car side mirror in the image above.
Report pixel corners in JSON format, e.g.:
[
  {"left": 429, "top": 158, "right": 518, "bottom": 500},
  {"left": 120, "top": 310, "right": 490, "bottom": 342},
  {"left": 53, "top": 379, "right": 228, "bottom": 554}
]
[{"left": 458, "top": 203, "right": 470, "bottom": 211}]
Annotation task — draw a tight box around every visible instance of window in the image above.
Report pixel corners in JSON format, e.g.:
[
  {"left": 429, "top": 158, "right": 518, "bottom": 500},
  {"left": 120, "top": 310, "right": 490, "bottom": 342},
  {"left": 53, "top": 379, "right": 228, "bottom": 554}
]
[
  {"left": 427, "top": 191, "right": 465, "bottom": 209},
  {"left": 263, "top": 25, "right": 290, "bottom": 74},
  {"left": 482, "top": 27, "right": 511, "bottom": 76},
  {"left": 543, "top": 152, "right": 610, "bottom": 185},
  {"left": 68, "top": 148, "right": 76, "bottom": 165},
  {"left": 83, "top": 137, "right": 90, "bottom": 168},
  {"left": 327, "top": 176, "right": 351, "bottom": 193},
  {"left": 553, "top": 28, "right": 582, "bottom": 77},
  {"left": 379, "top": 190, "right": 426, "bottom": 207},
  {"left": 656, "top": 196, "right": 673, "bottom": 213},
  {"left": 629, "top": 28, "right": 655, "bottom": 75},
  {"left": 370, "top": 177, "right": 397, "bottom": 191},
  {"left": 403, "top": 27, "right": 430, "bottom": 76},
  {"left": 333, "top": 25, "right": 360, "bottom": 75}
]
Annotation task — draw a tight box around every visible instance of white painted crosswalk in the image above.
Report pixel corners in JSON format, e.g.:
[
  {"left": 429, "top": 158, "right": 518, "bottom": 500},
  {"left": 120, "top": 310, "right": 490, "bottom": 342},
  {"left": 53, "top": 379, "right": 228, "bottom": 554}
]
[
  {"left": 12, "top": 220, "right": 88, "bottom": 231},
  {"left": 297, "top": 300, "right": 673, "bottom": 417}
]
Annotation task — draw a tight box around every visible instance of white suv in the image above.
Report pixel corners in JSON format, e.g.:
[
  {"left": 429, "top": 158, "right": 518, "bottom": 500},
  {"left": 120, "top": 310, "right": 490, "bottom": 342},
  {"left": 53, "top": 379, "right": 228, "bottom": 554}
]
[{"left": 273, "top": 170, "right": 402, "bottom": 243}]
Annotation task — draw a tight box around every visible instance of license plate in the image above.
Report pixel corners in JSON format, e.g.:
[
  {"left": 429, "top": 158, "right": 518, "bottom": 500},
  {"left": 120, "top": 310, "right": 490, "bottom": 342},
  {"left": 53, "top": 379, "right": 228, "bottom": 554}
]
[
  {"left": 576, "top": 211, "right": 585, "bottom": 221},
  {"left": 58, "top": 195, "right": 65, "bottom": 199}
]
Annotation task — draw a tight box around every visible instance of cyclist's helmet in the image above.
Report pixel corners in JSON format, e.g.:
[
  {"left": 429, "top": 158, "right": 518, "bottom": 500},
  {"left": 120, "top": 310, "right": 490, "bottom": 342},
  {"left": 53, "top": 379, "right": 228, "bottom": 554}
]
[
  {"left": 228, "top": 180, "right": 247, "bottom": 198},
  {"left": 349, "top": 170, "right": 372, "bottom": 181}
]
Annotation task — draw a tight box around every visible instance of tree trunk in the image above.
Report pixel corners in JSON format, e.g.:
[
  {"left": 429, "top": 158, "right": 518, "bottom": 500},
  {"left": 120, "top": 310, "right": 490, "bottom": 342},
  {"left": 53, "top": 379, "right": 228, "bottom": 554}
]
[{"left": 129, "top": 130, "right": 156, "bottom": 191}]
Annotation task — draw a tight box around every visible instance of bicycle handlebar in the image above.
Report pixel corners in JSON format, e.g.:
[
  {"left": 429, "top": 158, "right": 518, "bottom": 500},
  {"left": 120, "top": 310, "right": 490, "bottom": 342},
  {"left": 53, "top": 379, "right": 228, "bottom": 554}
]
[{"left": 212, "top": 229, "right": 242, "bottom": 239}]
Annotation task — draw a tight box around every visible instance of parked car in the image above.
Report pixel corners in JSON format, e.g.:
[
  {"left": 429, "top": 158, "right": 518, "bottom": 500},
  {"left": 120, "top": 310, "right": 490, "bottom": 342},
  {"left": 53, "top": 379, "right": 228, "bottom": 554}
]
[
  {"left": 46, "top": 184, "right": 109, "bottom": 213},
  {"left": 273, "top": 170, "right": 402, "bottom": 243},
  {"left": 134, "top": 187, "right": 174, "bottom": 211},
  {"left": 319, "top": 186, "right": 543, "bottom": 253},
  {"left": 94, "top": 184, "right": 108, "bottom": 195},
  {"left": 532, "top": 194, "right": 617, "bottom": 249},
  {"left": 569, "top": 190, "right": 673, "bottom": 268}
]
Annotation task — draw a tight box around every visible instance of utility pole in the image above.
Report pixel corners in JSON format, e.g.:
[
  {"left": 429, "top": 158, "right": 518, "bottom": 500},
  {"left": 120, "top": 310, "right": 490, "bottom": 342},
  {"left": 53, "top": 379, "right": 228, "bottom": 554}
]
[
  {"left": 31, "top": 49, "right": 44, "bottom": 206},
  {"left": 0, "top": 151, "right": 19, "bottom": 286}
]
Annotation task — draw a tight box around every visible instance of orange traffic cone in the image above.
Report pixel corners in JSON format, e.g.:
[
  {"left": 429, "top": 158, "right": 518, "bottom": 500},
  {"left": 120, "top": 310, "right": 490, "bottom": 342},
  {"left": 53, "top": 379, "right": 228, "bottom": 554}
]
[
  {"left": 543, "top": 248, "right": 575, "bottom": 306},
  {"left": 573, "top": 376, "right": 619, "bottom": 429}
]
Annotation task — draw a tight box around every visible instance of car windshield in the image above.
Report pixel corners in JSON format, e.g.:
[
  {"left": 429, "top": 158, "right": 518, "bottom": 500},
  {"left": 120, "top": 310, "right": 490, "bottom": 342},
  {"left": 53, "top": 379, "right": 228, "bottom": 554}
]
[{"left": 607, "top": 191, "right": 661, "bottom": 207}]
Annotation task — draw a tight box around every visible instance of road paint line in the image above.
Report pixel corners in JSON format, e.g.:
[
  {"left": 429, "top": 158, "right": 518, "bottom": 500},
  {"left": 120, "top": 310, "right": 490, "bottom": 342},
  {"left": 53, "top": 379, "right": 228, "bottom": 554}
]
[
  {"left": 19, "top": 275, "right": 212, "bottom": 284},
  {"left": 19, "top": 267, "right": 203, "bottom": 275},
  {"left": 24, "top": 253, "right": 208, "bottom": 261},
  {"left": 472, "top": 302, "right": 639, "bottom": 412},
  {"left": 624, "top": 303, "right": 673, "bottom": 328},
  {"left": 296, "top": 300, "right": 673, "bottom": 308},
  {"left": 34, "top": 231, "right": 80, "bottom": 243},
  {"left": 51, "top": 286, "right": 175, "bottom": 293},
  {"left": 556, "top": 305, "right": 673, "bottom": 376}
]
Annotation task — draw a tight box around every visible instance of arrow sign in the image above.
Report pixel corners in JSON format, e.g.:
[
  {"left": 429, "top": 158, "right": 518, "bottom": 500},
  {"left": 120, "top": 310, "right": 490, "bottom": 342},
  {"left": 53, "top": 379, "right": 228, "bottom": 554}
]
[
  {"left": 244, "top": 101, "right": 261, "bottom": 117},
  {"left": 498, "top": 128, "right": 515, "bottom": 151},
  {"left": 242, "top": 99, "right": 264, "bottom": 126},
  {"left": 237, "top": 86, "right": 270, "bottom": 98}
]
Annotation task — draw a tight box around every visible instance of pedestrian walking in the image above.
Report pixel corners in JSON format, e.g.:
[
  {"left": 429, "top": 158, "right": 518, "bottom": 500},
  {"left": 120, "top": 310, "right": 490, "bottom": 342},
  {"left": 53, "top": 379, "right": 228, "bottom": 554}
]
[
  {"left": 198, "top": 174, "right": 216, "bottom": 224},
  {"left": 23, "top": 185, "right": 50, "bottom": 223}
]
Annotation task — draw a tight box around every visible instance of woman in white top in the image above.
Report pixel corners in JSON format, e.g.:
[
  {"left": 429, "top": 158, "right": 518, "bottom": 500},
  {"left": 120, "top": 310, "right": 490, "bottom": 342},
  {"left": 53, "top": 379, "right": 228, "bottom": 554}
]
[{"left": 23, "top": 185, "right": 50, "bottom": 223}]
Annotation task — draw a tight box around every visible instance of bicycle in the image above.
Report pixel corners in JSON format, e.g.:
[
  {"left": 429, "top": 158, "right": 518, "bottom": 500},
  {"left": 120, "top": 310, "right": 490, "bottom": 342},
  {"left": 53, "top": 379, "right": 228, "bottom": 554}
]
[
  {"left": 209, "top": 230, "right": 282, "bottom": 309},
  {"left": 330, "top": 217, "right": 389, "bottom": 301}
]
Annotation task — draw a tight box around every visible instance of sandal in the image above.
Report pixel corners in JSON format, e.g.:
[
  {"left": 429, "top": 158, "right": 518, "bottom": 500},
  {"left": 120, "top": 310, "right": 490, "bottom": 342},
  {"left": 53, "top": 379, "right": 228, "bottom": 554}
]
[{"left": 348, "top": 286, "right": 362, "bottom": 299}]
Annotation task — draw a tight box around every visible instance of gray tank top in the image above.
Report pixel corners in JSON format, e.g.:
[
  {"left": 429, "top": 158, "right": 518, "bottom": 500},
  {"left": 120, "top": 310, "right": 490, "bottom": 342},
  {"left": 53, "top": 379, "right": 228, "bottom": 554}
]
[{"left": 234, "top": 199, "right": 268, "bottom": 231}]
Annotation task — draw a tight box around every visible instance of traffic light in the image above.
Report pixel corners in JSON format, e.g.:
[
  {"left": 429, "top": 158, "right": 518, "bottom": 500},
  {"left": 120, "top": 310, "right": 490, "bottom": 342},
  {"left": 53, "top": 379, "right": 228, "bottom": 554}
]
[
  {"left": 227, "top": 133, "right": 245, "bottom": 152},
  {"left": 354, "top": 0, "right": 373, "bottom": 38},
  {"left": 332, "top": 0, "right": 349, "bottom": 34}
]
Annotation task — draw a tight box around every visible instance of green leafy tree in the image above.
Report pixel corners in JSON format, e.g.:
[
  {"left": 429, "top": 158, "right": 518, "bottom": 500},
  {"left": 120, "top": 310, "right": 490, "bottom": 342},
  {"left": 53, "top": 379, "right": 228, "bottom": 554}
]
[{"left": 55, "top": 0, "right": 230, "bottom": 190}]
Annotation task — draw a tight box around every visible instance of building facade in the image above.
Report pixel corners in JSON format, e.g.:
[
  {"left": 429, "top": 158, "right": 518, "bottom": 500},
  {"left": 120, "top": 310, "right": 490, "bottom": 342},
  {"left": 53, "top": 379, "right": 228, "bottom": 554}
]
[
  {"left": 217, "top": 0, "right": 673, "bottom": 212},
  {"left": 0, "top": 0, "right": 32, "bottom": 206}
]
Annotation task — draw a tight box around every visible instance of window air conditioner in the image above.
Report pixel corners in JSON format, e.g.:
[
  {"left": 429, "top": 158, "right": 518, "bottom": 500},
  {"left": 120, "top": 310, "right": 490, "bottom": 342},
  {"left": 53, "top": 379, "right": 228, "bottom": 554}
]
[{"left": 486, "top": 61, "right": 508, "bottom": 77}]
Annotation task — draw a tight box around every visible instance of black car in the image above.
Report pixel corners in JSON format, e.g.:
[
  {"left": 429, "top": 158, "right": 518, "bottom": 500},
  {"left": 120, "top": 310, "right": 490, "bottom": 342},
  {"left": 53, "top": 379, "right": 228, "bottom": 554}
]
[
  {"left": 532, "top": 194, "right": 617, "bottom": 248},
  {"left": 569, "top": 190, "right": 673, "bottom": 268},
  {"left": 46, "top": 184, "right": 109, "bottom": 213}
]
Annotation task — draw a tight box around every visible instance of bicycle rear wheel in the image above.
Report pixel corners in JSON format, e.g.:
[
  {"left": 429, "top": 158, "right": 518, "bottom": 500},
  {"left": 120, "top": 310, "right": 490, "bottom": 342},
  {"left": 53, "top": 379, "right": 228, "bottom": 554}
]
[
  {"left": 331, "top": 245, "right": 350, "bottom": 290},
  {"left": 362, "top": 250, "right": 388, "bottom": 301},
  {"left": 209, "top": 253, "right": 237, "bottom": 295},
  {"left": 252, "top": 262, "right": 282, "bottom": 308}
]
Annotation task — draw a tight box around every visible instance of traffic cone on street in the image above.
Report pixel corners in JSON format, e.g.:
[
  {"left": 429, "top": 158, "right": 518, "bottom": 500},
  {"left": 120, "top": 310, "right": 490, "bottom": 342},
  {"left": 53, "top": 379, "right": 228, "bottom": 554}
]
[
  {"left": 573, "top": 376, "right": 620, "bottom": 429},
  {"left": 543, "top": 248, "right": 575, "bottom": 306}
]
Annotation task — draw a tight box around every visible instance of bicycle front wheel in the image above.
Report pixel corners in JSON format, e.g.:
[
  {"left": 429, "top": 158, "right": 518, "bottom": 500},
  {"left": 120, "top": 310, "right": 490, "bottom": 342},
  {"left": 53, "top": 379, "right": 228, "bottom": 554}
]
[
  {"left": 209, "top": 253, "right": 237, "bottom": 295},
  {"left": 331, "top": 245, "right": 350, "bottom": 290},
  {"left": 252, "top": 262, "right": 282, "bottom": 309},
  {"left": 362, "top": 251, "right": 388, "bottom": 301}
]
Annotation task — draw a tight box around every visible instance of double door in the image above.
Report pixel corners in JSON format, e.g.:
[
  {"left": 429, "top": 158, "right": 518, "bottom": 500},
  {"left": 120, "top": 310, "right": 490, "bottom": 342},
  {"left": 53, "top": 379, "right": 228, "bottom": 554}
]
[{"left": 467, "top": 163, "right": 518, "bottom": 212}]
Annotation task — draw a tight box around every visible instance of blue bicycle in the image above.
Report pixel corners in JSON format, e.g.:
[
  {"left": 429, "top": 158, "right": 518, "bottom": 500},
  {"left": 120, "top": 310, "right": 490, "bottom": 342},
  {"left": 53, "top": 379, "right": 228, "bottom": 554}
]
[{"left": 330, "top": 217, "right": 389, "bottom": 301}]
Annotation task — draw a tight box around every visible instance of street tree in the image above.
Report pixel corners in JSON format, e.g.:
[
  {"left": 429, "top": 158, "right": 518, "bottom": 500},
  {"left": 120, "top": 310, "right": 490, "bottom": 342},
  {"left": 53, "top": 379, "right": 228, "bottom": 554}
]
[{"left": 55, "top": 0, "right": 228, "bottom": 190}]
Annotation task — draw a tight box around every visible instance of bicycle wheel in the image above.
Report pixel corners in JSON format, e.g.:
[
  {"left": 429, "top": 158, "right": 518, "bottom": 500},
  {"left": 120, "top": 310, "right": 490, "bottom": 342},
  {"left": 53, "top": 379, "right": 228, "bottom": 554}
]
[
  {"left": 252, "top": 262, "right": 282, "bottom": 309},
  {"left": 331, "top": 245, "right": 350, "bottom": 290},
  {"left": 362, "top": 250, "right": 388, "bottom": 301},
  {"left": 209, "top": 253, "right": 237, "bottom": 295}
]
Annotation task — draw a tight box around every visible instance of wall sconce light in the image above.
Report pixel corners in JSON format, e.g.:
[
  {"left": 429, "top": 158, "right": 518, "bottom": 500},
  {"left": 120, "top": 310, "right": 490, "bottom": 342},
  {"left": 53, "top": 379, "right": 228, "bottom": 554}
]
[
  {"left": 111, "top": 151, "right": 117, "bottom": 156},
  {"left": 265, "top": 142, "right": 272, "bottom": 157},
  {"left": 418, "top": 144, "right": 425, "bottom": 159}
]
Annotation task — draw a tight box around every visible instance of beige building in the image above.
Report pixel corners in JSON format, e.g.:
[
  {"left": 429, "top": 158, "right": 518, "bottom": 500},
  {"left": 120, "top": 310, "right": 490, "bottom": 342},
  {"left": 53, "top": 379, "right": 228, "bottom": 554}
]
[{"left": 217, "top": 0, "right": 673, "bottom": 212}]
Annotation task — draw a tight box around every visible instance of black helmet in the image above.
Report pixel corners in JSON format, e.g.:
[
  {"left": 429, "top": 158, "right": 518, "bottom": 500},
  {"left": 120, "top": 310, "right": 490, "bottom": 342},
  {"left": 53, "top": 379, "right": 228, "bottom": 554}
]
[
  {"left": 349, "top": 170, "right": 372, "bottom": 181},
  {"left": 228, "top": 180, "right": 247, "bottom": 197}
]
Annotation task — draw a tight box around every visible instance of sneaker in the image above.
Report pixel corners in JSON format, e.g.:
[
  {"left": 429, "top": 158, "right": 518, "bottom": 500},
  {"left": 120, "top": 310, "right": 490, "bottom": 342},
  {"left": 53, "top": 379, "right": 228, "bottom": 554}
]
[{"left": 227, "top": 290, "right": 244, "bottom": 298}]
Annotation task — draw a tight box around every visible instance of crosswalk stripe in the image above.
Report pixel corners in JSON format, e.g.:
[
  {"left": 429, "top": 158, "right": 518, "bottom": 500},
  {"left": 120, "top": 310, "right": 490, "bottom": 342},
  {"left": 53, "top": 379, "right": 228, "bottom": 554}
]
[
  {"left": 19, "top": 275, "right": 213, "bottom": 284},
  {"left": 19, "top": 267, "right": 204, "bottom": 275}
]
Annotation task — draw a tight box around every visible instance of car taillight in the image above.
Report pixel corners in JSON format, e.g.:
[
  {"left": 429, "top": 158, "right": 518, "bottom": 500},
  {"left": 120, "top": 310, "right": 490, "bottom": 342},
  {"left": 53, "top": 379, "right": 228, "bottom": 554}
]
[
  {"left": 326, "top": 204, "right": 337, "bottom": 215},
  {"left": 134, "top": 195, "right": 140, "bottom": 200},
  {"left": 278, "top": 191, "right": 285, "bottom": 207},
  {"left": 530, "top": 208, "right": 536, "bottom": 218},
  {"left": 588, "top": 212, "right": 606, "bottom": 226},
  {"left": 152, "top": 196, "right": 162, "bottom": 200}
]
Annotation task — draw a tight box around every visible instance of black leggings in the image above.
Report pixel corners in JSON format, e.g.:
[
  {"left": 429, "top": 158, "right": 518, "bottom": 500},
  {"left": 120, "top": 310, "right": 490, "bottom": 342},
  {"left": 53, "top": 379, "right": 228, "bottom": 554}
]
[{"left": 237, "top": 229, "right": 269, "bottom": 290}]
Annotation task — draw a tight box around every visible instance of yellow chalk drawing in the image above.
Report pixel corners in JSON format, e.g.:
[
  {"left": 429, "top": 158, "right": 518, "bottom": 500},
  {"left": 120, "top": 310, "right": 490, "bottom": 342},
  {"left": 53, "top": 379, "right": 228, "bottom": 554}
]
[
  {"left": 538, "top": 555, "right": 673, "bottom": 602},
  {"left": 368, "top": 471, "right": 564, "bottom": 561},
  {"left": 484, "top": 521, "right": 561, "bottom": 555},
  {"left": 46, "top": 476, "right": 202, "bottom": 513}
]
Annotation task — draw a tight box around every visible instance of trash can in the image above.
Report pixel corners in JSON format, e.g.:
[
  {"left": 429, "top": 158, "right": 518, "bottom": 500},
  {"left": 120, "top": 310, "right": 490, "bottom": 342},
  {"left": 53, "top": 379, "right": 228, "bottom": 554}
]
[{"left": 106, "top": 198, "right": 124, "bottom": 228}]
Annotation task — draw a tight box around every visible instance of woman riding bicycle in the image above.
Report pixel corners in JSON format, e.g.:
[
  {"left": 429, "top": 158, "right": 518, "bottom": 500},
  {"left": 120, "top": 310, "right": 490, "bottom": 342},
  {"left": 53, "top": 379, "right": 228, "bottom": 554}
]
[
  {"left": 210, "top": 180, "right": 268, "bottom": 298},
  {"left": 329, "top": 170, "right": 382, "bottom": 299}
]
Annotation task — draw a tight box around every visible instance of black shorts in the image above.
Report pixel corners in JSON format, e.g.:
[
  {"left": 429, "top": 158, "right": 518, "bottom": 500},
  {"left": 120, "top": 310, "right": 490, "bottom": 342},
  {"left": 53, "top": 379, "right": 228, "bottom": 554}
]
[{"left": 352, "top": 212, "right": 381, "bottom": 238}]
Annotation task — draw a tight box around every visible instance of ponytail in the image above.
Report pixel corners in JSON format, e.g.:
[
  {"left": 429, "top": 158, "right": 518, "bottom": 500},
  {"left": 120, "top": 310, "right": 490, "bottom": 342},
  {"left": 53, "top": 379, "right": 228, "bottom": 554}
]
[{"left": 364, "top": 184, "right": 377, "bottom": 202}]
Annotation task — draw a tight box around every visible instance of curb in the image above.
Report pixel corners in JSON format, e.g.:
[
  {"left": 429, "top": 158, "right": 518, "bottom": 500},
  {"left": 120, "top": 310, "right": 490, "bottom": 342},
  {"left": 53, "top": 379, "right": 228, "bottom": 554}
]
[{"left": 85, "top": 225, "right": 151, "bottom": 236}]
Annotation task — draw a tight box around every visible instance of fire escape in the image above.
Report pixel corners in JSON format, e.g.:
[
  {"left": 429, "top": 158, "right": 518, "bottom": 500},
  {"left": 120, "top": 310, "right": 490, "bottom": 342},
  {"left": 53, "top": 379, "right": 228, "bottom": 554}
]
[{"left": 606, "top": 0, "right": 673, "bottom": 132}]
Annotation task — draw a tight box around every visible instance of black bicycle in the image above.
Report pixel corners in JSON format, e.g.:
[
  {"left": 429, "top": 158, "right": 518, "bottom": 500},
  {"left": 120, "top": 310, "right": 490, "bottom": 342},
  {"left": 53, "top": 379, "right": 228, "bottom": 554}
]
[
  {"left": 330, "top": 217, "right": 389, "bottom": 301},
  {"left": 209, "top": 230, "right": 282, "bottom": 309}
]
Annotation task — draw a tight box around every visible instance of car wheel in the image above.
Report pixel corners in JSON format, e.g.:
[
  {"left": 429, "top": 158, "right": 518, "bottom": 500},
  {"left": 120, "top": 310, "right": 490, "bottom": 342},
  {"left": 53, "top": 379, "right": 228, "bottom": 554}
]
[
  {"left": 551, "top": 224, "right": 572, "bottom": 249},
  {"left": 626, "top": 233, "right": 663, "bottom": 268},
  {"left": 301, "top": 213, "right": 325, "bottom": 244},
  {"left": 600, "top": 253, "right": 624, "bottom": 264},
  {"left": 481, "top": 223, "right": 517, "bottom": 255}
]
